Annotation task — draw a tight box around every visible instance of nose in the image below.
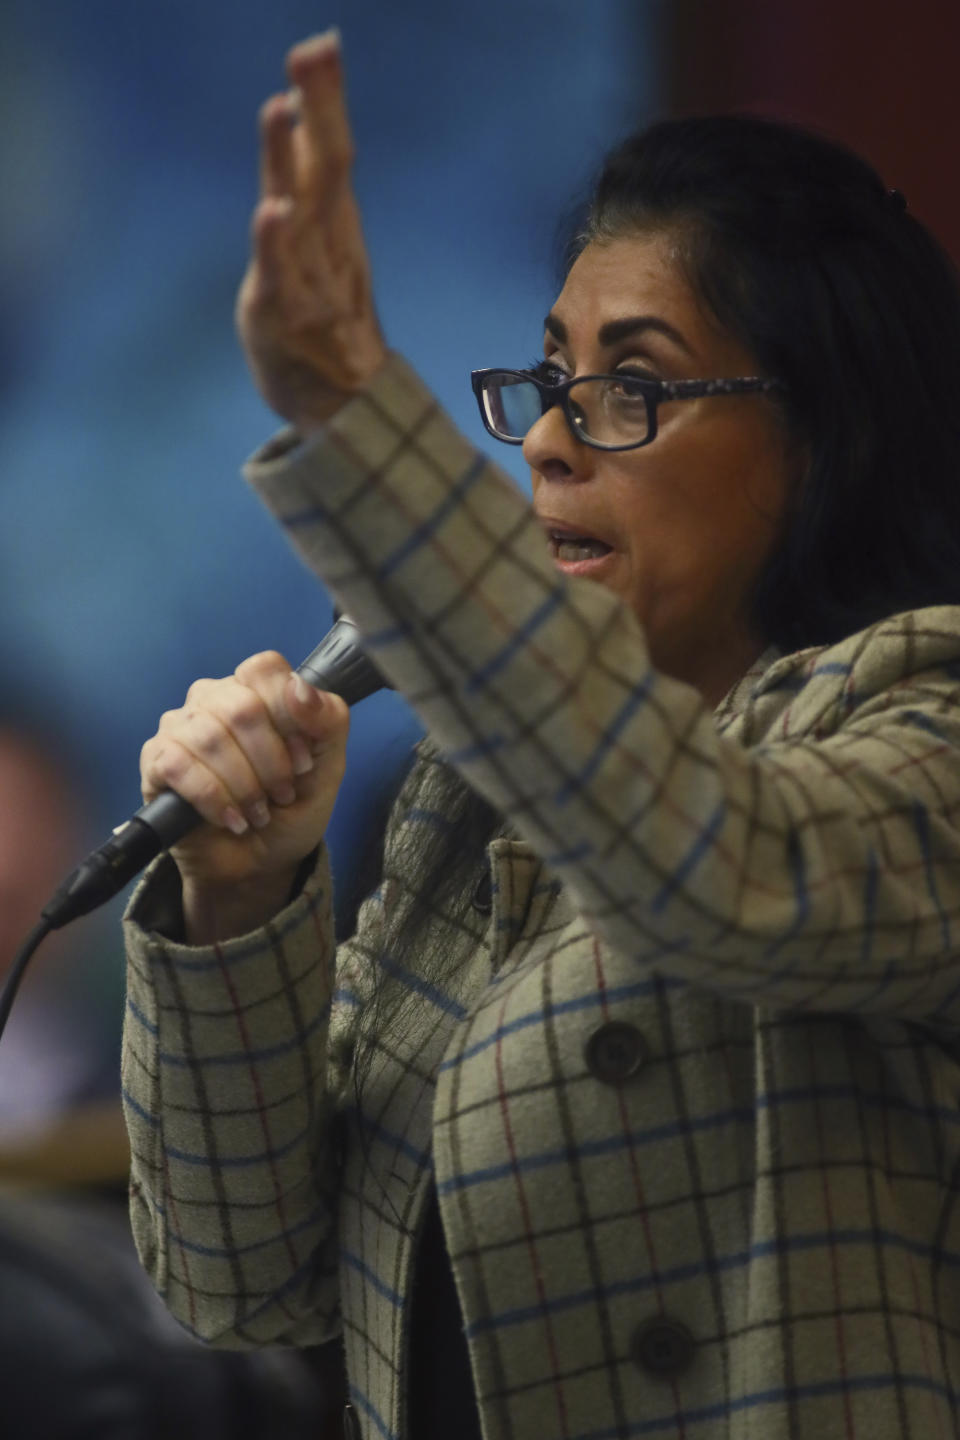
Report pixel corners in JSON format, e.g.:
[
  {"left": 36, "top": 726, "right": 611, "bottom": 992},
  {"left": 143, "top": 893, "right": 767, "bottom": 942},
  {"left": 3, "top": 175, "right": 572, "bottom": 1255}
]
[{"left": 521, "top": 403, "right": 594, "bottom": 484}]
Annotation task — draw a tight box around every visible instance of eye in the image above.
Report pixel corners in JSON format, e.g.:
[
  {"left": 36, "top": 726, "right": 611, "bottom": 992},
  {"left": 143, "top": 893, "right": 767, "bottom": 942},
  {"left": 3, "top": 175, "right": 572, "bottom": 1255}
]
[
  {"left": 527, "top": 357, "right": 568, "bottom": 385},
  {"left": 603, "top": 369, "right": 653, "bottom": 406},
  {"left": 609, "top": 364, "right": 657, "bottom": 387}
]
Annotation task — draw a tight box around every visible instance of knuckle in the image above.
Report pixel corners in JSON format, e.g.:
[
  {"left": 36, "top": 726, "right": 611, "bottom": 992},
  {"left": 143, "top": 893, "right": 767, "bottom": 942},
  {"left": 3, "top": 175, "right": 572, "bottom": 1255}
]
[
  {"left": 226, "top": 692, "right": 267, "bottom": 732},
  {"left": 184, "top": 676, "right": 217, "bottom": 703},
  {"left": 149, "top": 742, "right": 189, "bottom": 787},
  {"left": 182, "top": 707, "right": 223, "bottom": 752},
  {"left": 236, "top": 649, "right": 289, "bottom": 682}
]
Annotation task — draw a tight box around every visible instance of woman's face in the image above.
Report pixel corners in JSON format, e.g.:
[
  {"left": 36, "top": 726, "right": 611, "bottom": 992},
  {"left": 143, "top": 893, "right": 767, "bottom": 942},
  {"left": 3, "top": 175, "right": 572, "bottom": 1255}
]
[{"left": 524, "top": 231, "right": 797, "bottom": 704}]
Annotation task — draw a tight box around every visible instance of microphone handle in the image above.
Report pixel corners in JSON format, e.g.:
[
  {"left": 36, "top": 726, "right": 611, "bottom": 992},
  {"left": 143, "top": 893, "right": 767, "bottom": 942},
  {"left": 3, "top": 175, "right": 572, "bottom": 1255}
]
[{"left": 42, "top": 618, "right": 389, "bottom": 928}]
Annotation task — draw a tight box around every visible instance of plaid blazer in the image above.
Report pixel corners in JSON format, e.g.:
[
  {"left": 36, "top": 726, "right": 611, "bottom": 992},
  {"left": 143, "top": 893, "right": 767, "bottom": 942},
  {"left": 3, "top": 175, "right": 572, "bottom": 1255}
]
[{"left": 123, "top": 354, "right": 960, "bottom": 1439}]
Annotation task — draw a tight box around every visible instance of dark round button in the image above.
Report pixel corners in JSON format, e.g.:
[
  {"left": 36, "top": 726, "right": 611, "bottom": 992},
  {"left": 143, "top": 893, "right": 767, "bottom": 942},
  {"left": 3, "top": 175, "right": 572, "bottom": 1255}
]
[
  {"left": 472, "top": 868, "right": 493, "bottom": 914},
  {"left": 631, "top": 1317, "right": 696, "bottom": 1377},
  {"left": 584, "top": 1022, "right": 648, "bottom": 1084}
]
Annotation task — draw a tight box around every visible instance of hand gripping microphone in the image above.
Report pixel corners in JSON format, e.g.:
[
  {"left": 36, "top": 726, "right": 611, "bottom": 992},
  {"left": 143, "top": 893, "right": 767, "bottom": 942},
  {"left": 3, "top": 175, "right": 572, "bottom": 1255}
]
[{"left": 41, "top": 616, "right": 390, "bottom": 929}]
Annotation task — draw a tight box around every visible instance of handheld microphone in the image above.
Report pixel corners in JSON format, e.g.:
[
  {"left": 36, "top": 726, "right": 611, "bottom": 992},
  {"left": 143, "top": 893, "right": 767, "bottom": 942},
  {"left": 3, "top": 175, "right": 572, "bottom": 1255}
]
[{"left": 41, "top": 616, "right": 390, "bottom": 929}]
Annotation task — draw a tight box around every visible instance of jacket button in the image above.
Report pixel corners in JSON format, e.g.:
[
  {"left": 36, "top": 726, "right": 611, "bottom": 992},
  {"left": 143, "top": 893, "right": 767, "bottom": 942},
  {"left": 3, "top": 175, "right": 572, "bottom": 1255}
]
[
  {"left": 472, "top": 868, "right": 493, "bottom": 914},
  {"left": 584, "top": 1022, "right": 648, "bottom": 1084},
  {"left": 343, "top": 1403, "right": 361, "bottom": 1439},
  {"left": 631, "top": 1317, "right": 696, "bottom": 1377}
]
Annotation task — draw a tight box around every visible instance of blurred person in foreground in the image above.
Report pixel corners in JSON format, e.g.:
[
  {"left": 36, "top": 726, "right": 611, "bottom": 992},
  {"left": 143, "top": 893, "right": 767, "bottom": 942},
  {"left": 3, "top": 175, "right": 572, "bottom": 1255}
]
[
  {"left": 121, "top": 30, "right": 960, "bottom": 1440},
  {"left": 0, "top": 720, "right": 128, "bottom": 1194}
]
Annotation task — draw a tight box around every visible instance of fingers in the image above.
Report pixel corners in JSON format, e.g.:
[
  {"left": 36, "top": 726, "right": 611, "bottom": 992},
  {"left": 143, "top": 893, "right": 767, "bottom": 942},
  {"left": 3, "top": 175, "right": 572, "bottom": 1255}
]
[
  {"left": 140, "top": 652, "right": 349, "bottom": 834},
  {"left": 259, "top": 93, "right": 298, "bottom": 201},
  {"left": 248, "top": 195, "right": 295, "bottom": 302},
  {"left": 286, "top": 30, "right": 354, "bottom": 185}
]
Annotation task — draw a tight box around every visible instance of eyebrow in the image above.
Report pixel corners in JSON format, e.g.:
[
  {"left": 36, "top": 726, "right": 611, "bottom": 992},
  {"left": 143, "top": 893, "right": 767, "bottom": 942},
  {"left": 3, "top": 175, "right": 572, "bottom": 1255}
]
[{"left": 543, "top": 312, "right": 694, "bottom": 356}]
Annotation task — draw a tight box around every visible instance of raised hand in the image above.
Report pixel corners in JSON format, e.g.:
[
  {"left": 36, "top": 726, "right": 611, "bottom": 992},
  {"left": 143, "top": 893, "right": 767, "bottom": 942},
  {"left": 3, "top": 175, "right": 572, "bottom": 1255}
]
[{"left": 236, "top": 30, "right": 387, "bottom": 432}]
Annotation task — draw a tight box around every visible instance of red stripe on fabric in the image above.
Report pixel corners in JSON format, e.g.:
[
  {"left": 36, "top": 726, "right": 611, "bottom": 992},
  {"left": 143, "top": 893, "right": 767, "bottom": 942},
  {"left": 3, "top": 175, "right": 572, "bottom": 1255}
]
[
  {"left": 807, "top": 1028, "right": 856, "bottom": 1440},
  {"left": 215, "top": 938, "right": 303, "bottom": 1324},
  {"left": 493, "top": 992, "right": 570, "bottom": 1439},
  {"left": 161, "top": 1147, "right": 198, "bottom": 1335},
  {"left": 593, "top": 941, "right": 687, "bottom": 1437},
  {"left": 903, "top": 1246, "right": 949, "bottom": 1440}
]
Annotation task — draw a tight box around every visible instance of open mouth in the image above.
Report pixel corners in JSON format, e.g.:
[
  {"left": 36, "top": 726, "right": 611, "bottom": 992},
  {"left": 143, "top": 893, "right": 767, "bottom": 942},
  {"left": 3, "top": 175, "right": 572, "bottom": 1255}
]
[{"left": 546, "top": 531, "right": 614, "bottom": 563}]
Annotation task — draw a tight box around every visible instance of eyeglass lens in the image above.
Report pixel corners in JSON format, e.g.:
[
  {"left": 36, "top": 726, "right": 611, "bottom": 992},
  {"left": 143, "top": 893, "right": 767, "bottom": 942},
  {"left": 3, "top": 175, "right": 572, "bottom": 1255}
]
[{"left": 483, "top": 373, "right": 651, "bottom": 446}]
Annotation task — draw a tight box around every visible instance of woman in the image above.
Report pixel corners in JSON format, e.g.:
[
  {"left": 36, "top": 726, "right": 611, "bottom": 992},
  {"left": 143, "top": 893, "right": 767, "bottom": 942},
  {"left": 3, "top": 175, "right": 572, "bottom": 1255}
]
[{"left": 122, "top": 30, "right": 960, "bottom": 1440}]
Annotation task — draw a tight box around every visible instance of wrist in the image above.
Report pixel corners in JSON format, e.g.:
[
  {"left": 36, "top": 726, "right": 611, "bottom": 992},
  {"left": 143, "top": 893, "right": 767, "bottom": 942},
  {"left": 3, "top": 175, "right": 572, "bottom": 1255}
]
[{"left": 181, "top": 867, "right": 302, "bottom": 945}]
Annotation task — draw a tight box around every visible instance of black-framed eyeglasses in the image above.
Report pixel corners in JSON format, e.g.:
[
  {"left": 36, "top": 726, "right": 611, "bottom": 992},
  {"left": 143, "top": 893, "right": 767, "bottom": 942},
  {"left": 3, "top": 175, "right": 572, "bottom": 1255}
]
[{"left": 471, "top": 365, "right": 785, "bottom": 452}]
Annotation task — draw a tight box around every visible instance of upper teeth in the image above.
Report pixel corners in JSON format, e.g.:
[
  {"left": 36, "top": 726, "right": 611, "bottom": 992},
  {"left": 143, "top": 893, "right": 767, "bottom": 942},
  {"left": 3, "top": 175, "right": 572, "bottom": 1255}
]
[{"left": 554, "top": 538, "right": 608, "bottom": 560}]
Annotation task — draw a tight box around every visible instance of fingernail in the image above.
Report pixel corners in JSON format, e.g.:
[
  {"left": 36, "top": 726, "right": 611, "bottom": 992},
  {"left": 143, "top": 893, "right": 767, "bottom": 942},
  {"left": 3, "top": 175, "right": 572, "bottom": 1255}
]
[
  {"left": 224, "top": 807, "right": 249, "bottom": 836},
  {"left": 248, "top": 800, "right": 271, "bottom": 830},
  {"left": 289, "top": 736, "right": 315, "bottom": 774},
  {"left": 299, "top": 27, "right": 341, "bottom": 57},
  {"left": 271, "top": 781, "right": 297, "bottom": 806},
  {"left": 292, "top": 674, "right": 320, "bottom": 706}
]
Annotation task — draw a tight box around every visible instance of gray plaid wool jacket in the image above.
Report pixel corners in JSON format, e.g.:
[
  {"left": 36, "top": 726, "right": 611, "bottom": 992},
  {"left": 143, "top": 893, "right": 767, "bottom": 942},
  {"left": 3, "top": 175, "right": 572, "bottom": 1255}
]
[{"left": 123, "top": 354, "right": 960, "bottom": 1438}]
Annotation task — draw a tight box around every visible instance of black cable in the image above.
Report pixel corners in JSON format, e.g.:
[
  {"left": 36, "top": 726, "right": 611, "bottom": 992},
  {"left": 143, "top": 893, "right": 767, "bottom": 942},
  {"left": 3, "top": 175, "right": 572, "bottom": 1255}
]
[
  {"left": 0, "top": 916, "right": 54, "bottom": 1045},
  {"left": 0, "top": 617, "right": 390, "bottom": 1049}
]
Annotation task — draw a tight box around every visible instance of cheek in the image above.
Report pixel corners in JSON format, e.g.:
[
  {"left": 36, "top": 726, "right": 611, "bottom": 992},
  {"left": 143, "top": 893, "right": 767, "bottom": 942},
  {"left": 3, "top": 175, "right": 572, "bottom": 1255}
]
[{"left": 618, "top": 437, "right": 789, "bottom": 604}]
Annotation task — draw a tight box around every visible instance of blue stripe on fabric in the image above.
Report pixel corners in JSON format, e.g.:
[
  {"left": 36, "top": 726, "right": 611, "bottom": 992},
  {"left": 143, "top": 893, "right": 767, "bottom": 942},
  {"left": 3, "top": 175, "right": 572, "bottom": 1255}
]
[
  {"left": 333, "top": 986, "right": 362, "bottom": 1010},
  {"left": 145, "top": 901, "right": 325, "bottom": 975},
  {"left": 463, "top": 1228, "right": 960, "bottom": 1338},
  {"left": 343, "top": 1247, "right": 404, "bottom": 1310},
  {"left": 379, "top": 954, "right": 468, "bottom": 1019},
  {"left": 156, "top": 1004, "right": 328, "bottom": 1070},
  {"left": 164, "top": 1248, "right": 331, "bottom": 1344},
  {"left": 121, "top": 1085, "right": 157, "bottom": 1127},
  {"left": 437, "top": 976, "right": 684, "bottom": 1072},
  {"left": 568, "top": 1374, "right": 955, "bottom": 1439},
  {"left": 437, "top": 1081, "right": 960, "bottom": 1194},
  {"left": 914, "top": 799, "right": 952, "bottom": 952},
  {"left": 445, "top": 734, "right": 506, "bottom": 765},
  {"left": 754, "top": 1081, "right": 960, "bottom": 1129},
  {"left": 151, "top": 1196, "right": 326, "bottom": 1260},
  {"left": 164, "top": 1120, "right": 312, "bottom": 1169},
  {"left": 351, "top": 1108, "right": 432, "bottom": 1169},
  {"left": 379, "top": 453, "right": 486, "bottom": 579},
  {"left": 900, "top": 708, "right": 948, "bottom": 740},
  {"left": 126, "top": 996, "right": 158, "bottom": 1038},
  {"left": 281, "top": 498, "right": 332, "bottom": 530},
  {"left": 543, "top": 840, "right": 594, "bottom": 867},
  {"left": 554, "top": 673, "right": 654, "bottom": 806},
  {"left": 362, "top": 621, "right": 410, "bottom": 650},
  {"left": 349, "top": 1386, "right": 397, "bottom": 1440},
  {"left": 402, "top": 806, "right": 455, "bottom": 832},
  {"left": 438, "top": 1109, "right": 756, "bottom": 1194},
  {"left": 465, "top": 583, "right": 565, "bottom": 694},
  {"left": 651, "top": 802, "right": 725, "bottom": 915},
  {"left": 812, "top": 662, "right": 852, "bottom": 678}
]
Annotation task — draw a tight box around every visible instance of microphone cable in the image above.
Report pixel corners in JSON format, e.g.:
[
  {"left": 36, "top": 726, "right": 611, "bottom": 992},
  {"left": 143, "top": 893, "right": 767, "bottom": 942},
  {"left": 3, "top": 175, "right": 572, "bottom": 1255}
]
[{"left": 0, "top": 617, "right": 389, "bottom": 1046}]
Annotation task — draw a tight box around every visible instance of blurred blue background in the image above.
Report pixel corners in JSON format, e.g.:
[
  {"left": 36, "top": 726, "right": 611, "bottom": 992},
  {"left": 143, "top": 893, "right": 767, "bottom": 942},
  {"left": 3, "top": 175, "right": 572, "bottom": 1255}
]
[{"left": 0, "top": 0, "right": 664, "bottom": 932}]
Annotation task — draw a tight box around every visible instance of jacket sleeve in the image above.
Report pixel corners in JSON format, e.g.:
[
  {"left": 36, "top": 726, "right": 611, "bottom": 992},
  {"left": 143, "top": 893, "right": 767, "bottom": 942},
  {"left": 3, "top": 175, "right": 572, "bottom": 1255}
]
[
  {"left": 121, "top": 791, "right": 412, "bottom": 1346},
  {"left": 243, "top": 353, "right": 960, "bottom": 1024}
]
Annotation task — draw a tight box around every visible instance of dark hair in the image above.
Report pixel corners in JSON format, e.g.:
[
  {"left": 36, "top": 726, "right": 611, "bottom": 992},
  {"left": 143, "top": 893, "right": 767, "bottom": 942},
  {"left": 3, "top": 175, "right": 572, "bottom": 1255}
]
[{"left": 569, "top": 112, "right": 960, "bottom": 651}]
